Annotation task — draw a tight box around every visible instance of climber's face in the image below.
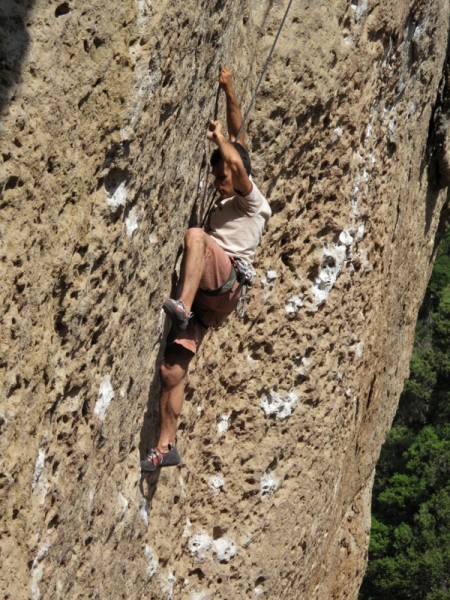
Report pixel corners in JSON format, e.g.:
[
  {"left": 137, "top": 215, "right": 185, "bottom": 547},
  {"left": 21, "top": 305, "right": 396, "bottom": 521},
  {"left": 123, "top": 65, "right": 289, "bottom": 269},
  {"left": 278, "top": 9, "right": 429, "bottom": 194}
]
[{"left": 212, "top": 159, "right": 234, "bottom": 199}]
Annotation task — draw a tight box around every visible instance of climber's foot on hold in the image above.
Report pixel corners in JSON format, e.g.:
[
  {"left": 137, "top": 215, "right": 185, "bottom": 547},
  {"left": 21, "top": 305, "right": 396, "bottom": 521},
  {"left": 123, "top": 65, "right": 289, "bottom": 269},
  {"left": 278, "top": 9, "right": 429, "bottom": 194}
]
[
  {"left": 163, "top": 298, "right": 192, "bottom": 331},
  {"left": 140, "top": 444, "right": 181, "bottom": 472}
]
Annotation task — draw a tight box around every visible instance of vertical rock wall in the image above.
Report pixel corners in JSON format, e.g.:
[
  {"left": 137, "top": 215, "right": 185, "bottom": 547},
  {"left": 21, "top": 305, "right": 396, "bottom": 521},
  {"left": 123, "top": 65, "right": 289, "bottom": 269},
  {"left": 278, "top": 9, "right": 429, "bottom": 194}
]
[{"left": 1, "top": 0, "right": 449, "bottom": 598}]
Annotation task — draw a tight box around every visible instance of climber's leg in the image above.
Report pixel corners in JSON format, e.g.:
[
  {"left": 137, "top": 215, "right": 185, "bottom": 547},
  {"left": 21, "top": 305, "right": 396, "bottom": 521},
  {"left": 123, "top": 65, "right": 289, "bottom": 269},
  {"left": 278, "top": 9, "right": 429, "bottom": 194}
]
[
  {"left": 163, "top": 228, "right": 207, "bottom": 329},
  {"left": 157, "top": 345, "right": 193, "bottom": 450},
  {"left": 178, "top": 228, "right": 208, "bottom": 311},
  {"left": 140, "top": 345, "right": 193, "bottom": 472}
]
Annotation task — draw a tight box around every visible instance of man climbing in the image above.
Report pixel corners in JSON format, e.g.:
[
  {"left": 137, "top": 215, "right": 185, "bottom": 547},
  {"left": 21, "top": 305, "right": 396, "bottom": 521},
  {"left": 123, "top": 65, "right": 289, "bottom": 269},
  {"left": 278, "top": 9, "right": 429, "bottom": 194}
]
[{"left": 141, "top": 67, "right": 271, "bottom": 472}]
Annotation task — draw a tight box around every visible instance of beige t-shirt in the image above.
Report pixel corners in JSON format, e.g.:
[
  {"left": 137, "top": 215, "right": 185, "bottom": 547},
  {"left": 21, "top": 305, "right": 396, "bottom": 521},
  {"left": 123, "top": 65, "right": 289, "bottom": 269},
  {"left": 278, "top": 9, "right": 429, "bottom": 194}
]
[{"left": 207, "top": 180, "right": 271, "bottom": 269}]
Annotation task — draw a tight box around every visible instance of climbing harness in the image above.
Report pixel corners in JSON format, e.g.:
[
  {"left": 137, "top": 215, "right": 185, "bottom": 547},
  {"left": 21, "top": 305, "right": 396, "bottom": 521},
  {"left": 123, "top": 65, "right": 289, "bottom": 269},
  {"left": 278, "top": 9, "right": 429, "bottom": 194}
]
[
  {"left": 230, "top": 256, "right": 255, "bottom": 288},
  {"left": 200, "top": 262, "right": 237, "bottom": 297},
  {"left": 200, "top": 255, "right": 253, "bottom": 296},
  {"left": 230, "top": 256, "right": 255, "bottom": 319},
  {"left": 236, "top": 285, "right": 249, "bottom": 319},
  {"left": 199, "top": 255, "right": 254, "bottom": 319}
]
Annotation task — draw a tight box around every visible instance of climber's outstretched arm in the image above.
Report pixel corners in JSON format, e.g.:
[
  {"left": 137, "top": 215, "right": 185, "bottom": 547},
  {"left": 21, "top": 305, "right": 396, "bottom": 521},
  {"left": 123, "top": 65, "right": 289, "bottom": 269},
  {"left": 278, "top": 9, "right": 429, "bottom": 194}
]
[
  {"left": 208, "top": 120, "right": 252, "bottom": 196},
  {"left": 219, "top": 66, "right": 248, "bottom": 148}
]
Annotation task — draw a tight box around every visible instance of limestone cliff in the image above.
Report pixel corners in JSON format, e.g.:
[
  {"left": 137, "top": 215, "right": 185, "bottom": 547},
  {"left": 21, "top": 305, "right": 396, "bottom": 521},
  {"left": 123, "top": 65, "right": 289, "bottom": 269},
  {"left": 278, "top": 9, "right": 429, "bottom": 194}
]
[{"left": 1, "top": 0, "right": 449, "bottom": 599}]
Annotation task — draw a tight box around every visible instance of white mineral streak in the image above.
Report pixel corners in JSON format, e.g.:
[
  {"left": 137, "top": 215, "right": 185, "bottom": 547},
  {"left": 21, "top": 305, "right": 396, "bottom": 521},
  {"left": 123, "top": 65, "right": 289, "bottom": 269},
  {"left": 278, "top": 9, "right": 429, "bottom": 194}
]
[
  {"left": 354, "top": 341, "right": 365, "bottom": 358},
  {"left": 212, "top": 537, "right": 237, "bottom": 562},
  {"left": 183, "top": 518, "right": 193, "bottom": 538},
  {"left": 160, "top": 568, "right": 176, "bottom": 600},
  {"left": 285, "top": 294, "right": 304, "bottom": 315},
  {"left": 334, "top": 472, "right": 342, "bottom": 499},
  {"left": 311, "top": 230, "right": 355, "bottom": 307},
  {"left": 260, "top": 472, "right": 279, "bottom": 496},
  {"left": 157, "top": 308, "right": 166, "bottom": 336},
  {"left": 261, "top": 269, "right": 278, "bottom": 287},
  {"left": 413, "top": 21, "right": 424, "bottom": 38},
  {"left": 339, "top": 230, "right": 354, "bottom": 246},
  {"left": 296, "top": 364, "right": 310, "bottom": 379},
  {"left": 351, "top": 177, "right": 361, "bottom": 216},
  {"left": 139, "top": 499, "right": 149, "bottom": 526},
  {"left": 129, "top": 1, "right": 162, "bottom": 126},
  {"left": 187, "top": 530, "right": 236, "bottom": 563},
  {"left": 179, "top": 474, "right": 187, "bottom": 498},
  {"left": 388, "top": 117, "right": 396, "bottom": 139},
  {"left": 356, "top": 223, "right": 365, "bottom": 240},
  {"left": 302, "top": 356, "right": 312, "bottom": 369},
  {"left": 343, "top": 33, "right": 354, "bottom": 47},
  {"left": 191, "top": 591, "right": 209, "bottom": 600},
  {"left": 135, "top": 0, "right": 145, "bottom": 20},
  {"left": 359, "top": 247, "right": 371, "bottom": 269},
  {"left": 145, "top": 545, "right": 158, "bottom": 578},
  {"left": 32, "top": 448, "right": 47, "bottom": 503},
  {"left": 188, "top": 531, "right": 213, "bottom": 561},
  {"left": 30, "top": 541, "right": 51, "bottom": 600},
  {"left": 217, "top": 414, "right": 230, "bottom": 435},
  {"left": 94, "top": 374, "right": 115, "bottom": 421},
  {"left": 31, "top": 562, "right": 43, "bottom": 600},
  {"left": 351, "top": 0, "right": 368, "bottom": 21},
  {"left": 260, "top": 389, "right": 299, "bottom": 420},
  {"left": 208, "top": 475, "right": 225, "bottom": 494},
  {"left": 125, "top": 206, "right": 139, "bottom": 238},
  {"left": 106, "top": 180, "right": 127, "bottom": 208},
  {"left": 118, "top": 492, "right": 128, "bottom": 515}
]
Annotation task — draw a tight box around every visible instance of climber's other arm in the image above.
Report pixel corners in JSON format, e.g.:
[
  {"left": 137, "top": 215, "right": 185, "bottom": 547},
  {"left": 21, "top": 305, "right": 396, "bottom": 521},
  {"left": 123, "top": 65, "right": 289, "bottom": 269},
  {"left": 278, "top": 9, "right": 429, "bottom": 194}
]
[
  {"left": 208, "top": 120, "right": 252, "bottom": 196},
  {"left": 219, "top": 66, "right": 248, "bottom": 148}
]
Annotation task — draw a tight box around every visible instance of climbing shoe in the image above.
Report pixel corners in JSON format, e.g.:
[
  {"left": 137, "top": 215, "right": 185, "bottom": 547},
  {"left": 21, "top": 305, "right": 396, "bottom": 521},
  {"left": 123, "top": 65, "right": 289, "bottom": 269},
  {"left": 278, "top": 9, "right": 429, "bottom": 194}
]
[
  {"left": 162, "top": 298, "right": 193, "bottom": 331},
  {"left": 140, "top": 444, "right": 181, "bottom": 472}
]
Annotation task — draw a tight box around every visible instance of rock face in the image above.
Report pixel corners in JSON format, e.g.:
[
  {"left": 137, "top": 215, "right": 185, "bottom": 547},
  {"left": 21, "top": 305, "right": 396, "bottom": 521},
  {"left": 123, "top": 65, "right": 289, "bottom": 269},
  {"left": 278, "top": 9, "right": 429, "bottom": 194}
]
[{"left": 1, "top": 0, "right": 449, "bottom": 598}]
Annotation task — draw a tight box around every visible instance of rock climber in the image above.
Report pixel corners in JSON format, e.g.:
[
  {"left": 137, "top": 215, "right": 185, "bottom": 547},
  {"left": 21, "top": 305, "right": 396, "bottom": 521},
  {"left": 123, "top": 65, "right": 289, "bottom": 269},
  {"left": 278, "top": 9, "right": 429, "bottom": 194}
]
[{"left": 141, "top": 67, "right": 271, "bottom": 472}]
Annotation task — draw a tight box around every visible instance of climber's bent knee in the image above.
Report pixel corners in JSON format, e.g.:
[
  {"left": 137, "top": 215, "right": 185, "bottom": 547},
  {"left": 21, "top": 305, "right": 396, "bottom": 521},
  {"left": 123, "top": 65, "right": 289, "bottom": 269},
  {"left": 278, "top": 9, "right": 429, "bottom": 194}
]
[
  {"left": 160, "top": 346, "right": 193, "bottom": 389},
  {"left": 184, "top": 227, "right": 207, "bottom": 249}
]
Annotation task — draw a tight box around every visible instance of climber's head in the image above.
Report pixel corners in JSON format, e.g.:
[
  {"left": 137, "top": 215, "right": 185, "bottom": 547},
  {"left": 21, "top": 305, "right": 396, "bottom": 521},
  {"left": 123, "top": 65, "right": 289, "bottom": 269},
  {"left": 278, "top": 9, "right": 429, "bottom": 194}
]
[
  {"left": 210, "top": 157, "right": 234, "bottom": 199},
  {"left": 210, "top": 143, "right": 252, "bottom": 199}
]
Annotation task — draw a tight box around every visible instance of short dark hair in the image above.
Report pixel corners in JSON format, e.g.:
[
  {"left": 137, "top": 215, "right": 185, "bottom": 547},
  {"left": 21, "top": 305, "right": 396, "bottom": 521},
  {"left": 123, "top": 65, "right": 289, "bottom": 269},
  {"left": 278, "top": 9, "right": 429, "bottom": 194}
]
[{"left": 210, "top": 142, "right": 252, "bottom": 176}]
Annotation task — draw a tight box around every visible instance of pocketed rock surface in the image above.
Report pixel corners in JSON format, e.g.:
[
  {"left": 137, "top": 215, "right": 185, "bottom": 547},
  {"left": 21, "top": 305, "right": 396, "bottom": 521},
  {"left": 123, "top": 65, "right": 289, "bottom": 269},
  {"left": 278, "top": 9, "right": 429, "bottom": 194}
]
[{"left": 1, "top": 0, "right": 449, "bottom": 599}]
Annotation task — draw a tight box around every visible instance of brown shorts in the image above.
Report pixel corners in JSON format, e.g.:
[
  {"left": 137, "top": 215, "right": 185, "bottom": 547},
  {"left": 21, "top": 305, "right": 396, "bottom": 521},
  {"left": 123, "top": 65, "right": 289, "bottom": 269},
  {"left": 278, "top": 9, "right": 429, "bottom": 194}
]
[{"left": 169, "top": 235, "right": 242, "bottom": 354}]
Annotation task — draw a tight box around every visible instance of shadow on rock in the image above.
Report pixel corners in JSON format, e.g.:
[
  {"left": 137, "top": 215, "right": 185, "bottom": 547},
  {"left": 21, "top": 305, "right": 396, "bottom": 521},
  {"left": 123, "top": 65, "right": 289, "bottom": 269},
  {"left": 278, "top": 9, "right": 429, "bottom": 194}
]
[
  {"left": 138, "top": 316, "right": 172, "bottom": 510},
  {"left": 0, "top": 0, "right": 35, "bottom": 115}
]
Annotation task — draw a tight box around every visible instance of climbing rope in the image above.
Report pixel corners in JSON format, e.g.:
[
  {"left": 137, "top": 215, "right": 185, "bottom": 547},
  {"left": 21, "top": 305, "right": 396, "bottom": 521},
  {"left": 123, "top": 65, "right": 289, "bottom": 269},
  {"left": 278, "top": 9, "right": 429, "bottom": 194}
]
[
  {"left": 200, "top": 83, "right": 221, "bottom": 226},
  {"left": 191, "top": 80, "right": 220, "bottom": 228},
  {"left": 235, "top": 0, "right": 295, "bottom": 142}
]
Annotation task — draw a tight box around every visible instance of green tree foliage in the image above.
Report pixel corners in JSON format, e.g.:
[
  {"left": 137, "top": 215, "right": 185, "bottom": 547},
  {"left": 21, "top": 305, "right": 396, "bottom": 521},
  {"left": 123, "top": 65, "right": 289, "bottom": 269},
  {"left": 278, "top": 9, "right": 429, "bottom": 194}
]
[{"left": 360, "top": 230, "right": 450, "bottom": 600}]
